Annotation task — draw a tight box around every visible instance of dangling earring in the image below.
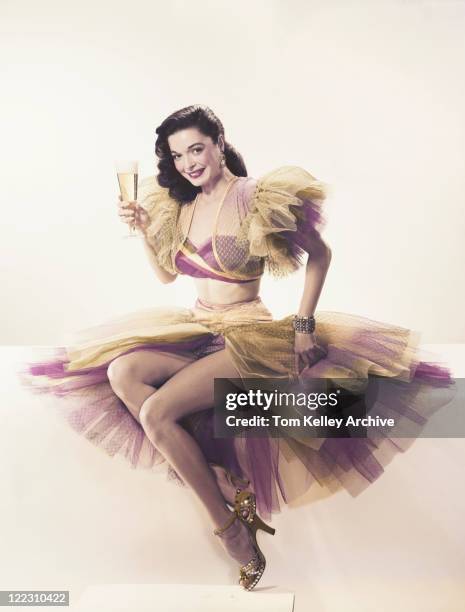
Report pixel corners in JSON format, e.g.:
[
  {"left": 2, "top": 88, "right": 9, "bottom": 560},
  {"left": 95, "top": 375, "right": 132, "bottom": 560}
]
[{"left": 220, "top": 152, "right": 226, "bottom": 167}]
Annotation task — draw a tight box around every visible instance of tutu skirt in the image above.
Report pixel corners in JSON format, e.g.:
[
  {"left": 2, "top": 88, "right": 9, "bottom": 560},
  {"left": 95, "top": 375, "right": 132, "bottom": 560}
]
[{"left": 18, "top": 297, "right": 455, "bottom": 519}]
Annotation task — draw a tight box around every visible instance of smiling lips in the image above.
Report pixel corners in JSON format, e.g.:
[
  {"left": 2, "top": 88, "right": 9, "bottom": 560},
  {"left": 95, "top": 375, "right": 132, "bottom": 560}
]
[{"left": 188, "top": 168, "right": 205, "bottom": 178}]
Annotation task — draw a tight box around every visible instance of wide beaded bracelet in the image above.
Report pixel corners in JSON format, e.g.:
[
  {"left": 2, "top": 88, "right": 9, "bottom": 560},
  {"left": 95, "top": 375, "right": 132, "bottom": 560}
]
[{"left": 293, "top": 315, "right": 316, "bottom": 334}]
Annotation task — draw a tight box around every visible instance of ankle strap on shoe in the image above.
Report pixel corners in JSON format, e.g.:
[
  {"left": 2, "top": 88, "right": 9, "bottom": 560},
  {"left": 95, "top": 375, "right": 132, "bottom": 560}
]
[{"left": 213, "top": 511, "right": 237, "bottom": 536}]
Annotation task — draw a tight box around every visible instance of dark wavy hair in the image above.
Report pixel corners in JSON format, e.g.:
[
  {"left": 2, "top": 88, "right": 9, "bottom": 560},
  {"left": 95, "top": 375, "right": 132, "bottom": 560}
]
[{"left": 154, "top": 104, "right": 247, "bottom": 203}]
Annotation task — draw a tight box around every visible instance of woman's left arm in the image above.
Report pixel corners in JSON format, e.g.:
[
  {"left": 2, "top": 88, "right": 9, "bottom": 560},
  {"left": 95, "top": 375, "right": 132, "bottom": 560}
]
[{"left": 293, "top": 227, "right": 332, "bottom": 372}]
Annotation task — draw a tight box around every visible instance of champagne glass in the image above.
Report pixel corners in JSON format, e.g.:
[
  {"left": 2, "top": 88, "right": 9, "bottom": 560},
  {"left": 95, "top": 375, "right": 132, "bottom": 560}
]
[{"left": 116, "top": 160, "right": 139, "bottom": 238}]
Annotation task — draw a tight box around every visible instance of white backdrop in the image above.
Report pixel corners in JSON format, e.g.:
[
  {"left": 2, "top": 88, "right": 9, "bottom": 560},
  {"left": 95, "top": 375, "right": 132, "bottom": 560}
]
[
  {"left": 1, "top": 2, "right": 465, "bottom": 611},
  {"left": 1, "top": 0, "right": 464, "bottom": 344}
]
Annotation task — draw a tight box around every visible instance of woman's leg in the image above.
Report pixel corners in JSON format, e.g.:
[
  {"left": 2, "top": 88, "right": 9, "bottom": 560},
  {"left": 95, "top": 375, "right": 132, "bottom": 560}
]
[
  {"left": 108, "top": 351, "right": 238, "bottom": 525},
  {"left": 107, "top": 350, "right": 194, "bottom": 423},
  {"left": 107, "top": 350, "right": 239, "bottom": 499},
  {"left": 108, "top": 348, "right": 256, "bottom": 565},
  {"left": 137, "top": 349, "right": 241, "bottom": 530}
]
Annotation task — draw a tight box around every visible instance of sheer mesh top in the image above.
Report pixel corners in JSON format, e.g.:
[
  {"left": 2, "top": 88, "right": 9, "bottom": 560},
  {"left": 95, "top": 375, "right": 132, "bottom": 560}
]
[{"left": 138, "top": 166, "right": 328, "bottom": 282}]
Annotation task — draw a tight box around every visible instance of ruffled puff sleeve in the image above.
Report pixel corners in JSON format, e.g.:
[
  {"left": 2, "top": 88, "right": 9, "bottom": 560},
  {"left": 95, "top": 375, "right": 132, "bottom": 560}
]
[
  {"left": 137, "top": 176, "right": 180, "bottom": 275},
  {"left": 239, "top": 165, "right": 329, "bottom": 278}
]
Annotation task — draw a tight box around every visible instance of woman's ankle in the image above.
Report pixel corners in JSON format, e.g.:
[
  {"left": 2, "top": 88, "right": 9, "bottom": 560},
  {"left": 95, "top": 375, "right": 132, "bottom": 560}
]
[
  {"left": 216, "top": 516, "right": 254, "bottom": 566},
  {"left": 210, "top": 464, "right": 250, "bottom": 507},
  {"left": 213, "top": 506, "right": 235, "bottom": 532}
]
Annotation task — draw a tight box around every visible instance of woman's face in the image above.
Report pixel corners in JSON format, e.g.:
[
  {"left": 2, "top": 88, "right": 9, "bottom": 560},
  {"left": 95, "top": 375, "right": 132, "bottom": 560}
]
[{"left": 168, "top": 127, "right": 223, "bottom": 187}]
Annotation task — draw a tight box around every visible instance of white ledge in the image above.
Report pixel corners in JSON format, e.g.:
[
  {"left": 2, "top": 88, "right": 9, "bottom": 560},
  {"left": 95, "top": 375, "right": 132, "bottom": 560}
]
[{"left": 74, "top": 583, "right": 295, "bottom": 612}]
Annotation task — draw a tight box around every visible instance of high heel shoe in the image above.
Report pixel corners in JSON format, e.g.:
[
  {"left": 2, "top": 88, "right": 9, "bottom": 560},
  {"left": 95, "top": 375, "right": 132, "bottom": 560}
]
[
  {"left": 213, "top": 488, "right": 276, "bottom": 591},
  {"left": 208, "top": 462, "right": 250, "bottom": 506}
]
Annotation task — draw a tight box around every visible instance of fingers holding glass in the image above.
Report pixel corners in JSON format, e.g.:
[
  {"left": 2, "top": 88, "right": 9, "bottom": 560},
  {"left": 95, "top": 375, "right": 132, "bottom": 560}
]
[
  {"left": 116, "top": 160, "right": 139, "bottom": 238},
  {"left": 117, "top": 201, "right": 150, "bottom": 237},
  {"left": 118, "top": 200, "right": 137, "bottom": 229}
]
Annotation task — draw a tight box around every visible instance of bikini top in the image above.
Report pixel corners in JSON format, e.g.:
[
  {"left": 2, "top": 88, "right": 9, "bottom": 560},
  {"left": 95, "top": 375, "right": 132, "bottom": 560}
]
[{"left": 137, "top": 165, "right": 328, "bottom": 283}]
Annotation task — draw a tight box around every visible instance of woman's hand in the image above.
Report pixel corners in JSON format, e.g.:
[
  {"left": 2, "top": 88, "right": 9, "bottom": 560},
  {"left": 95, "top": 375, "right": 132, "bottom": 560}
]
[
  {"left": 294, "top": 331, "right": 327, "bottom": 374},
  {"left": 117, "top": 196, "right": 151, "bottom": 236}
]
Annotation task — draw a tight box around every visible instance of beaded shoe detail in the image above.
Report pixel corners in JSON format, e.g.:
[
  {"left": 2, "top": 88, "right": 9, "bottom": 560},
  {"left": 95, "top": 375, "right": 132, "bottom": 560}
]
[{"left": 214, "top": 488, "right": 275, "bottom": 591}]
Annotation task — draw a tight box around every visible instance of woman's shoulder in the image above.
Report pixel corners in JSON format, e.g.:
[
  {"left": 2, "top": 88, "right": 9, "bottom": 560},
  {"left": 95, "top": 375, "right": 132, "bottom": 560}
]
[
  {"left": 235, "top": 165, "right": 329, "bottom": 277},
  {"left": 137, "top": 176, "right": 179, "bottom": 275},
  {"left": 137, "top": 176, "right": 183, "bottom": 234},
  {"left": 138, "top": 176, "right": 179, "bottom": 208},
  {"left": 239, "top": 165, "right": 328, "bottom": 206}
]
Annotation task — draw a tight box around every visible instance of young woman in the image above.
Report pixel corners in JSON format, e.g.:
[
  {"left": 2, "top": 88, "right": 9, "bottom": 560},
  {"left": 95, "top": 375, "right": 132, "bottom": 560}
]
[{"left": 20, "top": 104, "right": 454, "bottom": 591}]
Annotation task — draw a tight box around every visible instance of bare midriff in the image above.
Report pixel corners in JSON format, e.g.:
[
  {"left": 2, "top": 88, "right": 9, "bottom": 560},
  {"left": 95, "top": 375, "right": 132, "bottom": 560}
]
[{"left": 193, "top": 276, "right": 261, "bottom": 307}]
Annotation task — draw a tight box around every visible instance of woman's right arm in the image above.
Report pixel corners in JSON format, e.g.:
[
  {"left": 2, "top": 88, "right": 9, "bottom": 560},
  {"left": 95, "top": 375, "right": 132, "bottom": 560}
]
[
  {"left": 140, "top": 235, "right": 177, "bottom": 284},
  {"left": 118, "top": 198, "right": 177, "bottom": 284}
]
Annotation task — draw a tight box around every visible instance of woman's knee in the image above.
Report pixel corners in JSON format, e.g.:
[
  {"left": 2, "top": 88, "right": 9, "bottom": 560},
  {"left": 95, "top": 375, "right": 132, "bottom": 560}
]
[
  {"left": 107, "top": 355, "right": 139, "bottom": 392},
  {"left": 139, "top": 391, "right": 175, "bottom": 444}
]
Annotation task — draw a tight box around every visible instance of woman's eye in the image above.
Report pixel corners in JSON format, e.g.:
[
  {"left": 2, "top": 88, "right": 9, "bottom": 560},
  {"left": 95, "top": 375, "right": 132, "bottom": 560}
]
[{"left": 172, "top": 149, "right": 201, "bottom": 160}]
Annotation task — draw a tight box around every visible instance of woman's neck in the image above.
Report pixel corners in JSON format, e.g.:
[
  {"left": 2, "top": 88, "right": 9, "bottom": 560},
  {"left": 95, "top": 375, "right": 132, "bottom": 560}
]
[{"left": 201, "top": 168, "right": 236, "bottom": 198}]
